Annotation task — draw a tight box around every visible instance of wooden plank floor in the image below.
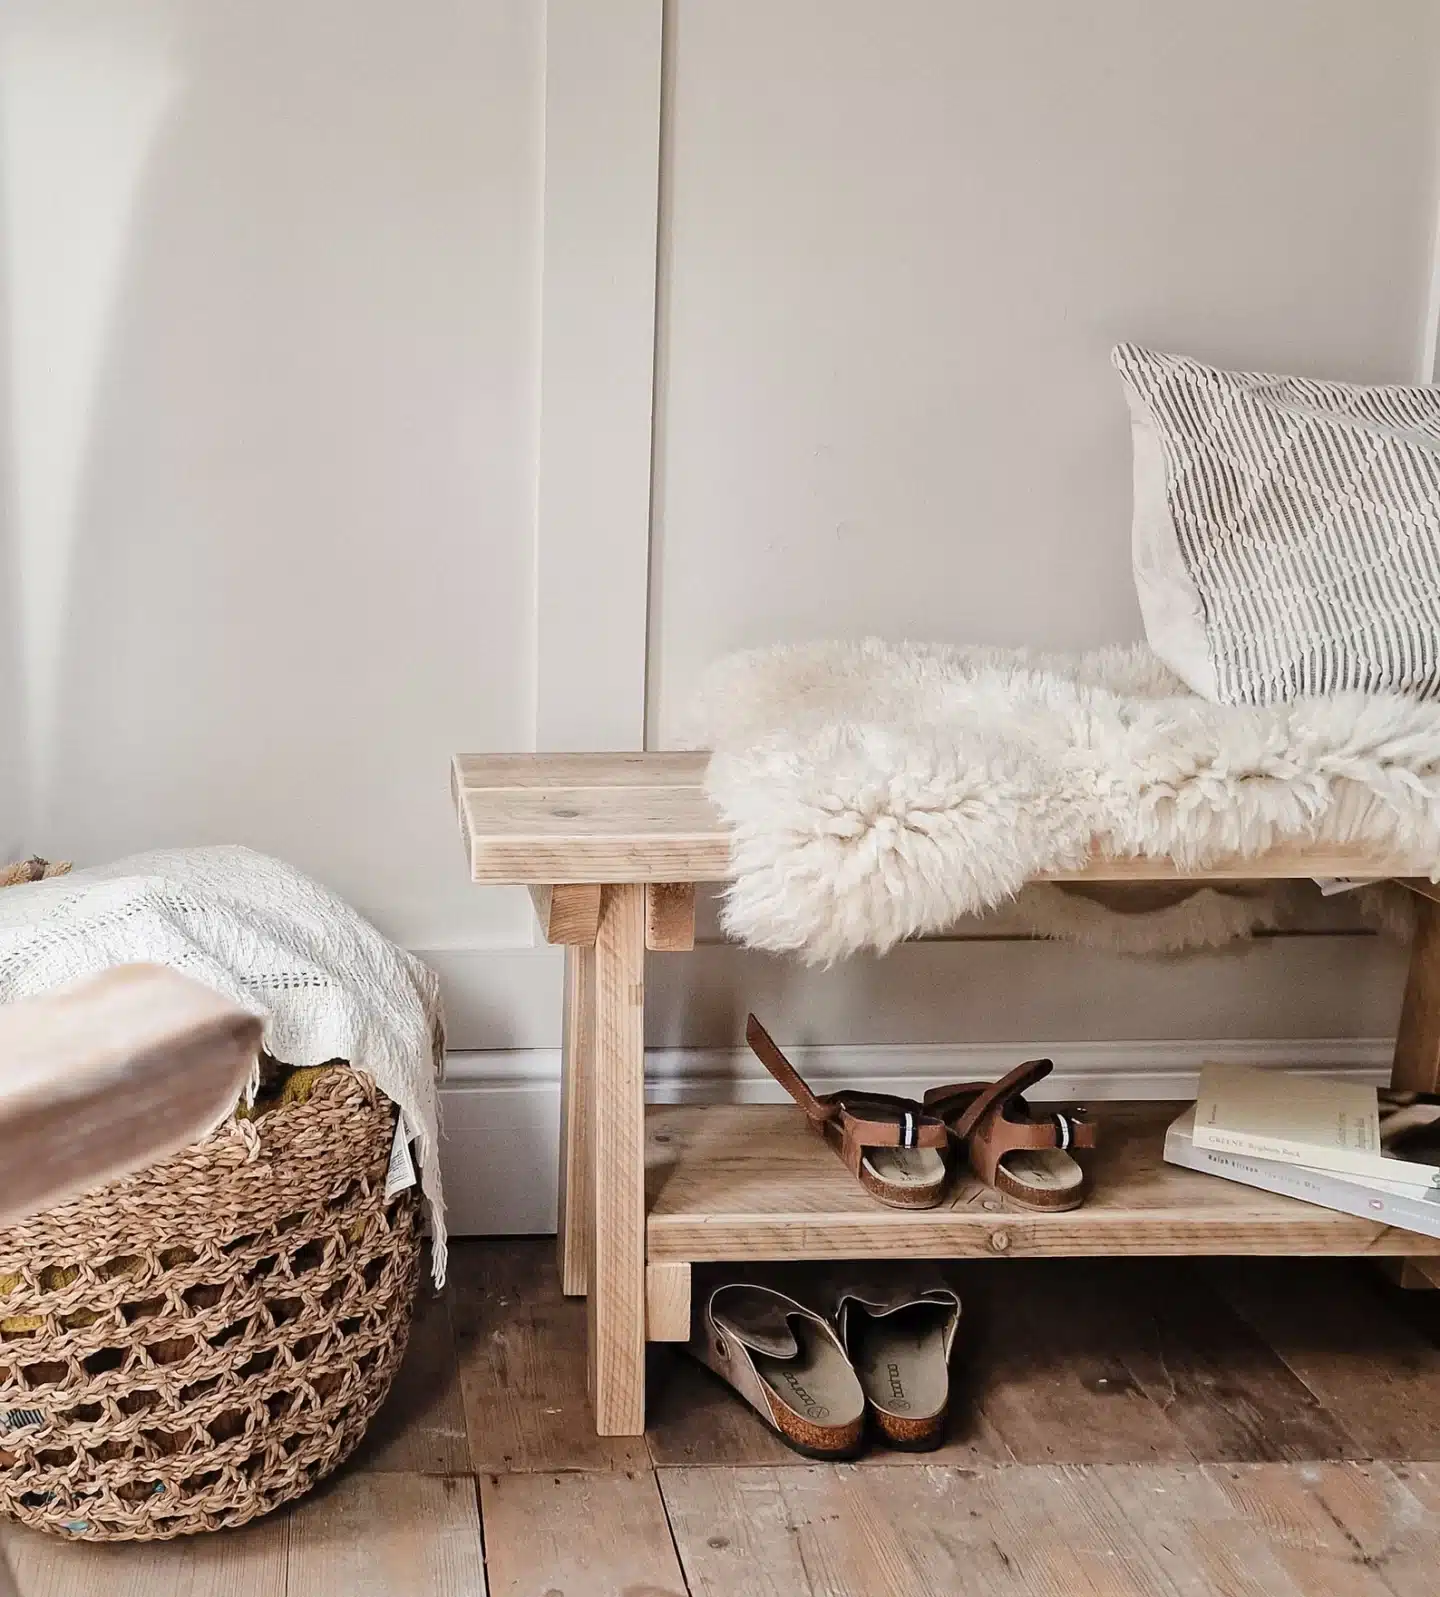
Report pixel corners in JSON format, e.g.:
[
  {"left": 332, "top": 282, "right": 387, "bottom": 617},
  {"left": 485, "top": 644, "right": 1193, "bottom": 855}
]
[{"left": 9, "top": 1239, "right": 1440, "bottom": 1596}]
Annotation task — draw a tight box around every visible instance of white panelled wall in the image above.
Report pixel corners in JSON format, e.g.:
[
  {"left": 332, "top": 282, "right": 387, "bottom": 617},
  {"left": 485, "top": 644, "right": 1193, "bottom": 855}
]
[{"left": 3, "top": 2, "right": 1438, "bottom": 1231}]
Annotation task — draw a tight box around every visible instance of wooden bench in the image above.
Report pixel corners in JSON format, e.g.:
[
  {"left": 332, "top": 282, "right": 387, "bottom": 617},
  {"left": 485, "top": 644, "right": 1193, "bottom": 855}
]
[{"left": 452, "top": 751, "right": 1440, "bottom": 1436}]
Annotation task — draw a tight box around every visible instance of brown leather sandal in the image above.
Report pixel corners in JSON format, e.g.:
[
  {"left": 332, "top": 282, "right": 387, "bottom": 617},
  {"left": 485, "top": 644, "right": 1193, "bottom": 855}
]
[
  {"left": 746, "top": 1014, "right": 950, "bottom": 1209},
  {"left": 924, "top": 1058, "right": 1096, "bottom": 1212}
]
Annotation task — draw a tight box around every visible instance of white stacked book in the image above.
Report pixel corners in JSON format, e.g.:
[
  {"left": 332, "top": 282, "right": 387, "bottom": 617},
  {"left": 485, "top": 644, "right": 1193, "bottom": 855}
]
[{"left": 1164, "top": 1063, "right": 1440, "bottom": 1239}]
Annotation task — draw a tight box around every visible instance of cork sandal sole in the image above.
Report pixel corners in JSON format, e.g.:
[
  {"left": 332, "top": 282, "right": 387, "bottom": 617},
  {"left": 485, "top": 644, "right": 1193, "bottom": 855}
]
[
  {"left": 846, "top": 1301, "right": 954, "bottom": 1449},
  {"left": 824, "top": 1123, "right": 948, "bottom": 1209},
  {"left": 990, "top": 1147, "right": 1086, "bottom": 1211},
  {"left": 748, "top": 1319, "right": 868, "bottom": 1458}
]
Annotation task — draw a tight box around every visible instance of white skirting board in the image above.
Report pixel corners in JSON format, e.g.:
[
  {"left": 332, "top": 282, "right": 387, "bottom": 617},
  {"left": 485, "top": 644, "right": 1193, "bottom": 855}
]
[{"left": 437, "top": 1038, "right": 1394, "bottom": 1236}]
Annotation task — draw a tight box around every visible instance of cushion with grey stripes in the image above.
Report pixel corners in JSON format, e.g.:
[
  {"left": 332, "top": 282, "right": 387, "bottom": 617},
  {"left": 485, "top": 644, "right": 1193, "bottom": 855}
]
[{"left": 1113, "top": 343, "right": 1440, "bottom": 705}]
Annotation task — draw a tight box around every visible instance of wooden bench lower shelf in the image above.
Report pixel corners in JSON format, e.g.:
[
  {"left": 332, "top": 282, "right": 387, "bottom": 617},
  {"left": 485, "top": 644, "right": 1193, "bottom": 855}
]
[{"left": 645, "top": 1102, "right": 1439, "bottom": 1266}]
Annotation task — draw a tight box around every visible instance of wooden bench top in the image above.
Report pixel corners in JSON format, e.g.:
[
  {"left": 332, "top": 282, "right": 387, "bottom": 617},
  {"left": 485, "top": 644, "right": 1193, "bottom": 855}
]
[{"left": 452, "top": 752, "right": 1433, "bottom": 887}]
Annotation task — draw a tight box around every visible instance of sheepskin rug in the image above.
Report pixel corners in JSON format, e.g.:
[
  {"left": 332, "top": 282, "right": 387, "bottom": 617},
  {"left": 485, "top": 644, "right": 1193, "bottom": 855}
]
[{"left": 684, "top": 639, "right": 1440, "bottom": 965}]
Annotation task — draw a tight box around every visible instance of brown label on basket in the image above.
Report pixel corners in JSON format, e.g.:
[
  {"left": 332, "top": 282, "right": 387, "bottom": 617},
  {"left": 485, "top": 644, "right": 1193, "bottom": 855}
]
[{"left": 385, "top": 1115, "right": 417, "bottom": 1198}]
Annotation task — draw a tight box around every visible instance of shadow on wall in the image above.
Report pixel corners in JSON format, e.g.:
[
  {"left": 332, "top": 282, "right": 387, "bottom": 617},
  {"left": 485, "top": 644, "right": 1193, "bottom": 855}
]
[
  {"left": 0, "top": 0, "right": 539, "bottom": 945},
  {"left": 1, "top": 6, "right": 182, "bottom": 857}
]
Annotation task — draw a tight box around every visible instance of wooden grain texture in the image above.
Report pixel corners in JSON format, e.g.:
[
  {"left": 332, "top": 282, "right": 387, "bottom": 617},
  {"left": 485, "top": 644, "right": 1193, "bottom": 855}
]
[
  {"left": 588, "top": 882, "right": 649, "bottom": 1435},
  {"left": 527, "top": 883, "right": 602, "bottom": 944},
  {"left": 450, "top": 1239, "right": 648, "bottom": 1473},
  {"left": 646, "top": 882, "right": 696, "bottom": 950},
  {"left": 1393, "top": 896, "right": 1440, "bottom": 1092},
  {"left": 1367, "top": 1462, "right": 1440, "bottom": 1597},
  {"left": 457, "top": 785, "right": 732, "bottom": 884},
  {"left": 557, "top": 943, "right": 596, "bottom": 1297},
  {"left": 285, "top": 1473, "right": 485, "bottom": 1597},
  {"left": 454, "top": 750, "right": 711, "bottom": 790},
  {"left": 970, "top": 1260, "right": 1202, "bottom": 1464},
  {"left": 660, "top": 1463, "right": 1187, "bottom": 1597},
  {"left": 645, "top": 1103, "right": 1439, "bottom": 1263},
  {"left": 646, "top": 1261, "right": 691, "bottom": 1341},
  {"left": 1098, "top": 1462, "right": 1416, "bottom": 1597},
  {"left": 480, "top": 1470, "right": 686, "bottom": 1597},
  {"left": 0, "top": 1515, "right": 287, "bottom": 1597},
  {"left": 1110, "top": 1262, "right": 1357, "bottom": 1463},
  {"left": 1200, "top": 1462, "right": 1432, "bottom": 1597},
  {"left": 655, "top": 1466, "right": 825, "bottom": 1595},
  {"left": 453, "top": 751, "right": 1428, "bottom": 886},
  {"left": 661, "top": 1461, "right": 1440, "bottom": 1597},
  {"left": 352, "top": 1278, "right": 470, "bottom": 1474},
  {"left": 661, "top": 1465, "right": 933, "bottom": 1597},
  {"left": 1093, "top": 1465, "right": 1291, "bottom": 1597},
  {"left": 1212, "top": 1258, "right": 1440, "bottom": 1458},
  {"left": 0, "top": 964, "right": 261, "bottom": 1225}
]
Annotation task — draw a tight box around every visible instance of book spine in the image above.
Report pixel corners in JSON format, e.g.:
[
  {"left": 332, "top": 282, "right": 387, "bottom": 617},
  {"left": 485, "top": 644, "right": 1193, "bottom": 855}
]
[
  {"left": 1165, "top": 1133, "right": 1440, "bottom": 1241},
  {"left": 1190, "top": 1124, "right": 1440, "bottom": 1188}
]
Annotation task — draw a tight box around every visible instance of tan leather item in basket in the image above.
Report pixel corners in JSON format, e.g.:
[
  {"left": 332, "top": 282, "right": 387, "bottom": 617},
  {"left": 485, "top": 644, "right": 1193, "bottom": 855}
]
[{"left": 0, "top": 1066, "right": 420, "bottom": 1540}]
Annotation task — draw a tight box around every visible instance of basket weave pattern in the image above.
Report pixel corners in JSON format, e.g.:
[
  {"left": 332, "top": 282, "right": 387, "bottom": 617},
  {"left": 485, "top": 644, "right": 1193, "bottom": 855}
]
[{"left": 0, "top": 1067, "right": 420, "bottom": 1539}]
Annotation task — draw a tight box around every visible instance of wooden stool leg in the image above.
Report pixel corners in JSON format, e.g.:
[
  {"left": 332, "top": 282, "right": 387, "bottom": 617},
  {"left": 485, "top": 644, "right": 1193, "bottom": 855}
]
[
  {"left": 1393, "top": 896, "right": 1440, "bottom": 1093},
  {"left": 1388, "top": 896, "right": 1440, "bottom": 1288},
  {"left": 586, "top": 883, "right": 648, "bottom": 1435},
  {"left": 557, "top": 943, "right": 595, "bottom": 1296}
]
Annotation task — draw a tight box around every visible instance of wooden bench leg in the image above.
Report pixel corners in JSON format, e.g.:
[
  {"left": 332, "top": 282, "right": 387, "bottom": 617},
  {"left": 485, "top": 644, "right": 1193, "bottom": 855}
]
[
  {"left": 557, "top": 943, "right": 595, "bottom": 1297},
  {"left": 1387, "top": 896, "right": 1440, "bottom": 1288},
  {"left": 586, "top": 883, "right": 648, "bottom": 1435},
  {"left": 646, "top": 1262, "right": 691, "bottom": 1341},
  {"left": 1393, "top": 896, "right": 1440, "bottom": 1093}
]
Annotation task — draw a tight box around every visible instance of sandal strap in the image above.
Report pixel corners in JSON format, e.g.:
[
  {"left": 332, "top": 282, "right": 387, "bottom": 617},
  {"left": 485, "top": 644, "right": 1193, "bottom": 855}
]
[
  {"left": 982, "top": 1107, "right": 1098, "bottom": 1157},
  {"left": 830, "top": 1097, "right": 949, "bottom": 1153},
  {"left": 746, "top": 1015, "right": 948, "bottom": 1153},
  {"left": 924, "top": 1058, "right": 1055, "bottom": 1142},
  {"left": 746, "top": 1014, "right": 835, "bottom": 1126}
]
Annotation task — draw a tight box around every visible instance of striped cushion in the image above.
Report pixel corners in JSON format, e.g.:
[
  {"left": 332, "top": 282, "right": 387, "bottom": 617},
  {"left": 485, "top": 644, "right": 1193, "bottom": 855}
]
[{"left": 1113, "top": 344, "right": 1440, "bottom": 704}]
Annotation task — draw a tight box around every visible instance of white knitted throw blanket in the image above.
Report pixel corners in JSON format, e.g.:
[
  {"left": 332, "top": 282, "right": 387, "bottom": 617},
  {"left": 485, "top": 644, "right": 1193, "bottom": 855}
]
[
  {"left": 688, "top": 640, "right": 1440, "bottom": 964},
  {"left": 0, "top": 846, "right": 447, "bottom": 1283}
]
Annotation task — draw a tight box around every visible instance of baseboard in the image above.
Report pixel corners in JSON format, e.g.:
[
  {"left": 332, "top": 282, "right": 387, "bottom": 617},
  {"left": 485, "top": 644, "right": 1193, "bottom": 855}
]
[{"left": 437, "top": 1037, "right": 1394, "bottom": 1235}]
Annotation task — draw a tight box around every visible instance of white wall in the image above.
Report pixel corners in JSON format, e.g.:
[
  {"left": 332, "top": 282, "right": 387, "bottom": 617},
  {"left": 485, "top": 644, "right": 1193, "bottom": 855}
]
[
  {"left": 5, "top": 1, "right": 1440, "bottom": 1229},
  {"left": 0, "top": 0, "right": 543, "bottom": 953},
  {"left": 649, "top": 0, "right": 1440, "bottom": 729}
]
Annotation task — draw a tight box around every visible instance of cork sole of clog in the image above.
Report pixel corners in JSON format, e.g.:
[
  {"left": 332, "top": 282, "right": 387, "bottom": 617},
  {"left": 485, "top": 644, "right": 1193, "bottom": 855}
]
[{"left": 847, "top": 1299, "right": 953, "bottom": 1449}]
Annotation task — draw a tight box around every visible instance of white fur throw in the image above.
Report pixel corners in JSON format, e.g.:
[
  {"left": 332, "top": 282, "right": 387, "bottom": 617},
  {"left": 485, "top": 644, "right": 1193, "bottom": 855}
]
[{"left": 685, "top": 640, "right": 1440, "bottom": 964}]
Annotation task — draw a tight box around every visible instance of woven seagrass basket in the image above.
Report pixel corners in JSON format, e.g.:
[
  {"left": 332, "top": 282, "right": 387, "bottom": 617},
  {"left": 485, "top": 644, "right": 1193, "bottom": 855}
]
[{"left": 0, "top": 1061, "right": 421, "bottom": 1540}]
